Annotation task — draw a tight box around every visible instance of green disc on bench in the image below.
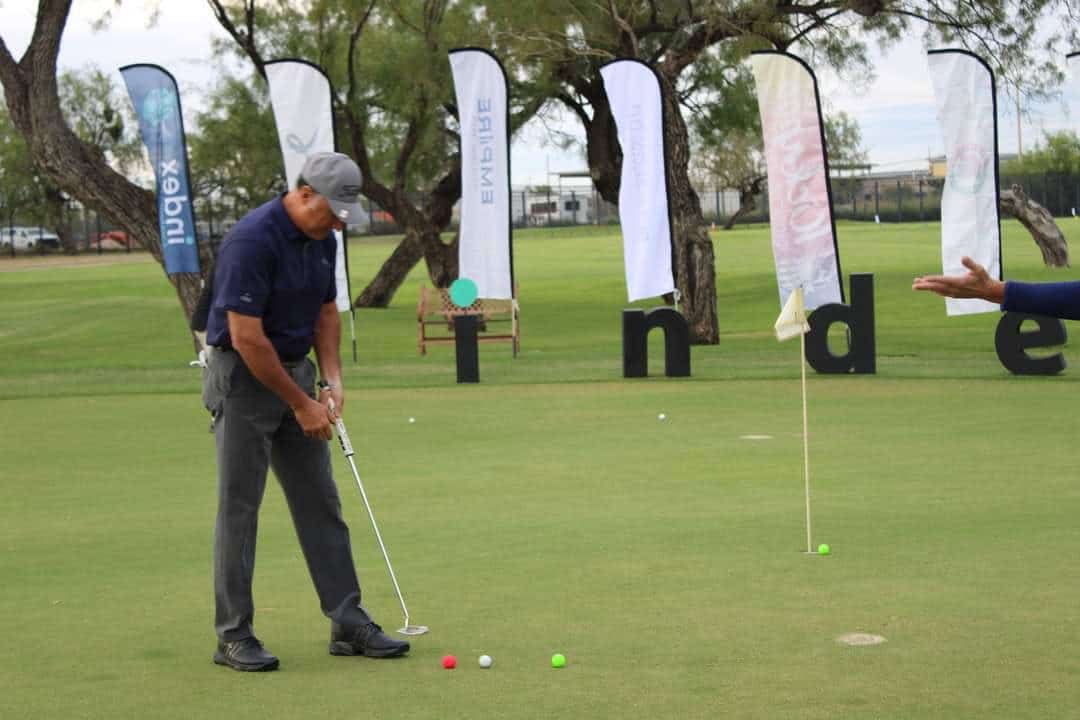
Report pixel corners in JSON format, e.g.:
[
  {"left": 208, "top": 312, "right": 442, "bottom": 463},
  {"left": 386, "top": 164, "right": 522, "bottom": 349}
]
[{"left": 449, "top": 277, "right": 479, "bottom": 308}]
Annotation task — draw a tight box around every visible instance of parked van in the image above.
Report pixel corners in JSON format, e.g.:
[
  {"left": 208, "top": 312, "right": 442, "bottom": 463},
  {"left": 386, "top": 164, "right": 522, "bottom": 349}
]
[{"left": 0, "top": 226, "right": 61, "bottom": 251}]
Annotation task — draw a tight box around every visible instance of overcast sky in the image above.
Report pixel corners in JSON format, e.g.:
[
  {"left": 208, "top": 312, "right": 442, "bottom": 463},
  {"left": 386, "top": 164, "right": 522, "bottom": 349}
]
[{"left": 1, "top": 0, "right": 1077, "bottom": 187}]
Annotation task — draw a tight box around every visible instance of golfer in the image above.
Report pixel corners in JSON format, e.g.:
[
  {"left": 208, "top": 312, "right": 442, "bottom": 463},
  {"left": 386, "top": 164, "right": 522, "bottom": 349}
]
[
  {"left": 913, "top": 255, "right": 1080, "bottom": 318},
  {"left": 202, "top": 152, "right": 409, "bottom": 671}
]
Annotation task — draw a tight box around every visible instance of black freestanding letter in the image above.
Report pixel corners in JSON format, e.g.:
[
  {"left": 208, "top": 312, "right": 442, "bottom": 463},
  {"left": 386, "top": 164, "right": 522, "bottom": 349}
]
[
  {"left": 454, "top": 315, "right": 480, "bottom": 383},
  {"left": 805, "top": 273, "right": 876, "bottom": 374},
  {"left": 994, "top": 312, "right": 1067, "bottom": 375},
  {"left": 622, "top": 307, "right": 691, "bottom": 378}
]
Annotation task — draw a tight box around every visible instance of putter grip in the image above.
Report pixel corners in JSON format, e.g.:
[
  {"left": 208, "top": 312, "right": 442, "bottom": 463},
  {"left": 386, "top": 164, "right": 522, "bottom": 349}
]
[{"left": 335, "top": 419, "right": 355, "bottom": 456}]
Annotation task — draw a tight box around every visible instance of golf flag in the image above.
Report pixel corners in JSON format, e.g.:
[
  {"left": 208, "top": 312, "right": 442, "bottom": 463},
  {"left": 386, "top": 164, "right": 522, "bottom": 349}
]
[
  {"left": 448, "top": 48, "right": 513, "bottom": 299},
  {"left": 120, "top": 64, "right": 200, "bottom": 275},
  {"left": 928, "top": 49, "right": 1002, "bottom": 316},
  {"left": 599, "top": 59, "right": 676, "bottom": 302},
  {"left": 265, "top": 59, "right": 352, "bottom": 313},
  {"left": 750, "top": 51, "right": 843, "bottom": 313},
  {"left": 774, "top": 287, "right": 810, "bottom": 342}
]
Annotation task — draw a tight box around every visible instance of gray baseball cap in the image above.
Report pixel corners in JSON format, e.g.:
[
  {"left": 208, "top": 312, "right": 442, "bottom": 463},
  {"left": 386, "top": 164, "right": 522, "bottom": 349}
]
[{"left": 301, "top": 152, "right": 364, "bottom": 222}]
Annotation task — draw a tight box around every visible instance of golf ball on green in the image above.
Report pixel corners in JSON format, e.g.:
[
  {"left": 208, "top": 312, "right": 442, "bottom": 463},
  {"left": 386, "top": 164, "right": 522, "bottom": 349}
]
[
  {"left": 818, "top": 543, "right": 831, "bottom": 556},
  {"left": 551, "top": 653, "right": 567, "bottom": 668},
  {"left": 658, "top": 413, "right": 666, "bottom": 421},
  {"left": 478, "top": 654, "right": 493, "bottom": 668}
]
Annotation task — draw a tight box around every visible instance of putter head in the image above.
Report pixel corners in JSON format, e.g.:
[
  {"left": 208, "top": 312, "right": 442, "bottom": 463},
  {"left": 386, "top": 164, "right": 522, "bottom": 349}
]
[{"left": 398, "top": 624, "right": 429, "bottom": 636}]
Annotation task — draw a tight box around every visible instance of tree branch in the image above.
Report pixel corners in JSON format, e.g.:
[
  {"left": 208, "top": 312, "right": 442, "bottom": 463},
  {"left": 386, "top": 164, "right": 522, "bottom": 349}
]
[{"left": 206, "top": 0, "right": 267, "bottom": 78}]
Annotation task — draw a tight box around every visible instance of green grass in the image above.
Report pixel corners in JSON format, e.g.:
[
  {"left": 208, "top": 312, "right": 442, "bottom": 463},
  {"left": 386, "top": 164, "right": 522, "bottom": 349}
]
[{"left": 2, "top": 219, "right": 1080, "bottom": 719}]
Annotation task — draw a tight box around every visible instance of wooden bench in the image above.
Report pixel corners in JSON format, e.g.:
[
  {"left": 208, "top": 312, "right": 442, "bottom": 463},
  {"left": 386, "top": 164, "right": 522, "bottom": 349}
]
[{"left": 417, "top": 284, "right": 520, "bottom": 357}]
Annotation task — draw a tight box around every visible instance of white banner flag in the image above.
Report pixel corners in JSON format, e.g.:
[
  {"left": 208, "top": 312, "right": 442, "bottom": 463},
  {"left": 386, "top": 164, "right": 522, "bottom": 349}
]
[
  {"left": 449, "top": 49, "right": 513, "bottom": 299},
  {"left": 599, "top": 60, "right": 675, "bottom": 302},
  {"left": 928, "top": 50, "right": 1002, "bottom": 316},
  {"left": 750, "top": 51, "right": 843, "bottom": 312},
  {"left": 265, "top": 59, "right": 352, "bottom": 312}
]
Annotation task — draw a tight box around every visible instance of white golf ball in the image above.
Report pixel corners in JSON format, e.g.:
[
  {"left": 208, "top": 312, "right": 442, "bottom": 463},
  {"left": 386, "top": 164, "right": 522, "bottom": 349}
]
[
  {"left": 408, "top": 417, "right": 416, "bottom": 424},
  {"left": 478, "top": 654, "right": 493, "bottom": 668},
  {"left": 658, "top": 413, "right": 666, "bottom": 421}
]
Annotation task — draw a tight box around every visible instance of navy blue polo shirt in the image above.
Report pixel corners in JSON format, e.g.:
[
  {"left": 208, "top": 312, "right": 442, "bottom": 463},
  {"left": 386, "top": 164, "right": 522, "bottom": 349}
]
[{"left": 206, "top": 195, "right": 337, "bottom": 360}]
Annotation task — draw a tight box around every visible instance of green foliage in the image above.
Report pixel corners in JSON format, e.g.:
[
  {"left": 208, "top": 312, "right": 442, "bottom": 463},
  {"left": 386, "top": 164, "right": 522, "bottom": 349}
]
[
  {"left": 1001, "top": 130, "right": 1080, "bottom": 174},
  {"left": 57, "top": 65, "right": 143, "bottom": 173},
  {"left": 0, "top": 103, "right": 47, "bottom": 222},
  {"left": 187, "top": 75, "right": 286, "bottom": 211}
]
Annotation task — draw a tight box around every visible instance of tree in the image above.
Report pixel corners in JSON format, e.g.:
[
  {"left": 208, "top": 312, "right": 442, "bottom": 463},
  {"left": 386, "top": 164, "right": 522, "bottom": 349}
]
[
  {"left": 206, "top": 0, "right": 549, "bottom": 307},
  {"left": 0, "top": 0, "right": 202, "bottom": 320},
  {"left": 0, "top": 101, "right": 49, "bottom": 234},
  {"left": 1001, "top": 130, "right": 1080, "bottom": 175},
  {"left": 187, "top": 72, "right": 287, "bottom": 232},
  {"left": 492, "top": 0, "right": 1078, "bottom": 343}
]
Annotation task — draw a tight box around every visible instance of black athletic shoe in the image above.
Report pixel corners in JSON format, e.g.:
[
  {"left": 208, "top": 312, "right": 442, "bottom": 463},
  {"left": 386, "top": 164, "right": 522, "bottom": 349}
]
[
  {"left": 213, "top": 637, "right": 280, "bottom": 672},
  {"left": 329, "top": 620, "right": 410, "bottom": 658}
]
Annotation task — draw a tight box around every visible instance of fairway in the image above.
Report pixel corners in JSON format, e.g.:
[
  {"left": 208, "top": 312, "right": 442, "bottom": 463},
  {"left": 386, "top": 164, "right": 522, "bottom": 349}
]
[{"left": 2, "top": 220, "right": 1080, "bottom": 719}]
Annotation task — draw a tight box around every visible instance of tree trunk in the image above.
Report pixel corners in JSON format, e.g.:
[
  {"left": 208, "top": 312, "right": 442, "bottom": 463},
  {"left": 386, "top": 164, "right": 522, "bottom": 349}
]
[
  {"left": 354, "top": 231, "right": 425, "bottom": 307},
  {"left": 999, "top": 184, "right": 1069, "bottom": 268},
  {"left": 420, "top": 229, "right": 459, "bottom": 288},
  {"left": 0, "top": 2, "right": 204, "bottom": 323},
  {"left": 657, "top": 71, "right": 719, "bottom": 344},
  {"left": 568, "top": 71, "right": 719, "bottom": 344},
  {"left": 722, "top": 190, "right": 756, "bottom": 231}
]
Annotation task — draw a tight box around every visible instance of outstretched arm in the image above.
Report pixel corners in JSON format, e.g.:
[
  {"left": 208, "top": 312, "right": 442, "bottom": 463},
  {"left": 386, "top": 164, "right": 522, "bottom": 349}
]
[{"left": 912, "top": 256, "right": 1005, "bottom": 303}]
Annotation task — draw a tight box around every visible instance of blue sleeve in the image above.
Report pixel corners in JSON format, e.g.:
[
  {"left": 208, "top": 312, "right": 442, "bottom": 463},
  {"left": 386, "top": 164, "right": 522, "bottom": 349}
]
[
  {"left": 212, "top": 234, "right": 273, "bottom": 317},
  {"left": 1003, "top": 280, "right": 1080, "bottom": 320}
]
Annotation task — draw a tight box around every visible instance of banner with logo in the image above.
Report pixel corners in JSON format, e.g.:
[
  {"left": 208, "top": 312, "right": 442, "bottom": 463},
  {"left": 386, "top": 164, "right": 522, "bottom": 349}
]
[
  {"left": 449, "top": 48, "right": 513, "bottom": 299},
  {"left": 265, "top": 59, "right": 352, "bottom": 312},
  {"left": 750, "top": 51, "right": 843, "bottom": 312},
  {"left": 599, "top": 59, "right": 676, "bottom": 303},
  {"left": 120, "top": 64, "right": 200, "bottom": 275},
  {"left": 928, "top": 49, "right": 1002, "bottom": 316}
]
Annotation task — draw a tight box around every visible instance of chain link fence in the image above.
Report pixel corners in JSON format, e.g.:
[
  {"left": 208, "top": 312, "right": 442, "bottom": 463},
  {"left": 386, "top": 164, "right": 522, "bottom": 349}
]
[{"left": 3, "top": 173, "right": 1078, "bottom": 258}]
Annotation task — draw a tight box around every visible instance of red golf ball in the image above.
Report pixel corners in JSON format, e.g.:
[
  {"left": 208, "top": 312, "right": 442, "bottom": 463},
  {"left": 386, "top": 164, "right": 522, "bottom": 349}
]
[{"left": 442, "top": 654, "right": 457, "bottom": 669}]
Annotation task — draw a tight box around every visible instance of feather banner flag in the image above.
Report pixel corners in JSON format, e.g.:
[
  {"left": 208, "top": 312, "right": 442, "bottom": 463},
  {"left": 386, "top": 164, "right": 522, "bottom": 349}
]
[
  {"left": 928, "top": 49, "right": 1002, "bottom": 316},
  {"left": 750, "top": 51, "right": 843, "bottom": 314},
  {"left": 449, "top": 48, "right": 513, "bottom": 299},
  {"left": 120, "top": 64, "right": 200, "bottom": 275},
  {"left": 599, "top": 59, "right": 676, "bottom": 303},
  {"left": 265, "top": 59, "right": 353, "bottom": 314}
]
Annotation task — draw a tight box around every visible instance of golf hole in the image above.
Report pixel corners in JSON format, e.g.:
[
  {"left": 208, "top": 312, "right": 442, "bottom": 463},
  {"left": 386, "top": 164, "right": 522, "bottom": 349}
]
[{"left": 836, "top": 633, "right": 887, "bottom": 646}]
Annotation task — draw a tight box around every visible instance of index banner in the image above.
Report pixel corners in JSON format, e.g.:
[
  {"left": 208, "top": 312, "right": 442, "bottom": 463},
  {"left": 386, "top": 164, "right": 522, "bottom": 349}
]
[
  {"left": 750, "top": 51, "right": 843, "bottom": 312},
  {"left": 449, "top": 48, "right": 513, "bottom": 299},
  {"left": 928, "top": 49, "right": 1002, "bottom": 316},
  {"left": 120, "top": 64, "right": 200, "bottom": 275},
  {"left": 599, "top": 59, "right": 676, "bottom": 303},
  {"left": 266, "top": 59, "right": 351, "bottom": 312}
]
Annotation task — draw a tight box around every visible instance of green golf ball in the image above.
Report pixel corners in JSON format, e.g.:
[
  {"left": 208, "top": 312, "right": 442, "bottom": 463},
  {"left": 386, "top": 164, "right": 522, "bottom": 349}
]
[
  {"left": 818, "top": 543, "right": 831, "bottom": 556},
  {"left": 551, "top": 653, "right": 566, "bottom": 668}
]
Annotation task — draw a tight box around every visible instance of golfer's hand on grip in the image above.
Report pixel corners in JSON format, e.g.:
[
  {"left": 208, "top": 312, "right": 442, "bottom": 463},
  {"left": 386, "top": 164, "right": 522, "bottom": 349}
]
[{"left": 294, "top": 396, "right": 334, "bottom": 440}]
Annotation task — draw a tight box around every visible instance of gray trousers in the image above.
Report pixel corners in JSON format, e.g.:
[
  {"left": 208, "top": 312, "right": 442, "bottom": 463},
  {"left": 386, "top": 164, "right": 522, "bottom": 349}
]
[{"left": 203, "top": 348, "right": 370, "bottom": 642}]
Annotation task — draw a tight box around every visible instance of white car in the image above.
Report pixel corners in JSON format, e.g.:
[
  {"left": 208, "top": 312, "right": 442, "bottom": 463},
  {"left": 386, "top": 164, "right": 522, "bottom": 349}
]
[{"left": 0, "top": 226, "right": 61, "bottom": 251}]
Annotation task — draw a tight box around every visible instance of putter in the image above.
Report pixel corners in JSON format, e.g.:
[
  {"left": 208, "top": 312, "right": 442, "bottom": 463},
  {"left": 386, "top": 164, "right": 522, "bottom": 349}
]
[{"left": 323, "top": 389, "right": 429, "bottom": 636}]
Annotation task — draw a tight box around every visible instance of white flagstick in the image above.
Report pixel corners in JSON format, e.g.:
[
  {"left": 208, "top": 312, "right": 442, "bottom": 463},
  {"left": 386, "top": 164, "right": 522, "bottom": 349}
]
[{"left": 800, "top": 330, "right": 812, "bottom": 553}]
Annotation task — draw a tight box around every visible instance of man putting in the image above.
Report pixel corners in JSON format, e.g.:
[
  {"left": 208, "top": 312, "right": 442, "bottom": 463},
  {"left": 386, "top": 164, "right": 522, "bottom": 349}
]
[{"left": 202, "top": 152, "right": 409, "bottom": 671}]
